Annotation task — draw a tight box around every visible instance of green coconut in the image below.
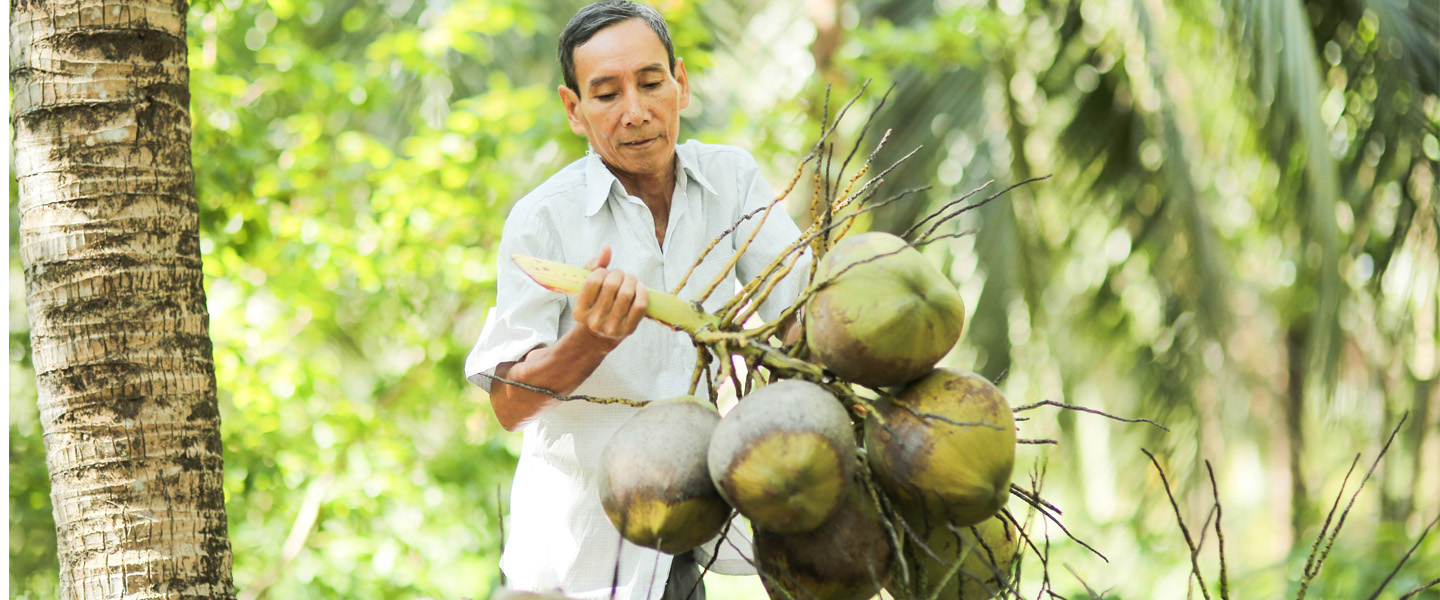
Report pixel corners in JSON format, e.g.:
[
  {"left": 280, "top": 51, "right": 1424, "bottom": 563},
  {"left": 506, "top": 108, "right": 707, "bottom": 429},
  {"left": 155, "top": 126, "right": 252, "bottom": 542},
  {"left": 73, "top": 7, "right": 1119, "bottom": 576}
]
[
  {"left": 864, "top": 368, "right": 1015, "bottom": 526},
  {"left": 805, "top": 231, "right": 965, "bottom": 387},
  {"left": 889, "top": 514, "right": 1019, "bottom": 600},
  {"left": 707, "top": 380, "right": 855, "bottom": 534},
  {"left": 598, "top": 395, "right": 731, "bottom": 554},
  {"left": 753, "top": 480, "right": 892, "bottom": 600}
]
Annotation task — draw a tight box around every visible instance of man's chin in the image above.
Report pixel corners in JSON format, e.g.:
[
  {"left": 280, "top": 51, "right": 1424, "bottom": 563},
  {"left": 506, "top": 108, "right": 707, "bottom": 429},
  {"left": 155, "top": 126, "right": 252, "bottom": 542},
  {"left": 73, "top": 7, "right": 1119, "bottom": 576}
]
[{"left": 603, "top": 145, "right": 676, "bottom": 179}]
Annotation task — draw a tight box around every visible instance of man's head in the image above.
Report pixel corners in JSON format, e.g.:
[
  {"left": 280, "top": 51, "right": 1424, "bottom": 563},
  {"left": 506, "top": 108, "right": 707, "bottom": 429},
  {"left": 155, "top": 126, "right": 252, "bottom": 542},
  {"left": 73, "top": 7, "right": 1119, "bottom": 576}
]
[
  {"left": 558, "top": 1, "right": 676, "bottom": 97},
  {"left": 557, "top": 1, "right": 690, "bottom": 186}
]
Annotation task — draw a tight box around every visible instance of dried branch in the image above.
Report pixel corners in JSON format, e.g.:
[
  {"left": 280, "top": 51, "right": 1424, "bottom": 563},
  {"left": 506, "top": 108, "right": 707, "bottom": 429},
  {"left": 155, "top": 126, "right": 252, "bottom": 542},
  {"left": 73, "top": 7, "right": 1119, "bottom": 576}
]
[
  {"left": 688, "top": 516, "right": 734, "bottom": 600},
  {"left": 1301, "top": 455, "right": 1360, "bottom": 582},
  {"left": 1008, "top": 486, "right": 1108, "bottom": 562},
  {"left": 1205, "top": 461, "right": 1229, "bottom": 600},
  {"left": 1063, "top": 563, "right": 1102, "bottom": 600},
  {"left": 832, "top": 83, "right": 896, "bottom": 203},
  {"left": 670, "top": 204, "right": 768, "bottom": 295},
  {"left": 478, "top": 372, "right": 648, "bottom": 408},
  {"left": 686, "top": 81, "right": 871, "bottom": 306},
  {"left": 1298, "top": 412, "right": 1409, "bottom": 599},
  {"left": 903, "top": 180, "right": 994, "bottom": 240},
  {"left": 910, "top": 228, "right": 978, "bottom": 249},
  {"left": 1012, "top": 399, "right": 1169, "bottom": 432},
  {"left": 1141, "top": 448, "right": 1211, "bottom": 600},
  {"left": 1366, "top": 514, "right": 1440, "bottom": 600},
  {"left": 913, "top": 176, "right": 1051, "bottom": 245},
  {"left": 1399, "top": 579, "right": 1440, "bottom": 600}
]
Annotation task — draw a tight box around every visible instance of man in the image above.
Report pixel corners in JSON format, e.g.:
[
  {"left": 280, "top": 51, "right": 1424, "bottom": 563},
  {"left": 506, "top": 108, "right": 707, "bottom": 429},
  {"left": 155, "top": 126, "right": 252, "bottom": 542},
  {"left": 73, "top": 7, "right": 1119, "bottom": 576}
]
[{"left": 464, "top": 2, "right": 809, "bottom": 599}]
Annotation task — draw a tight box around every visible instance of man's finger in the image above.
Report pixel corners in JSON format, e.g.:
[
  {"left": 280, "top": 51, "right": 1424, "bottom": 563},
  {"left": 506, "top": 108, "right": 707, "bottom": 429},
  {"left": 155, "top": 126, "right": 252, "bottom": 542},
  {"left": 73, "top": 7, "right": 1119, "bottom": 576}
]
[
  {"left": 578, "top": 267, "right": 608, "bottom": 314},
  {"left": 583, "top": 245, "right": 612, "bottom": 271},
  {"left": 590, "top": 270, "right": 626, "bottom": 328},
  {"left": 608, "top": 272, "right": 639, "bottom": 333},
  {"left": 623, "top": 281, "right": 649, "bottom": 333}
]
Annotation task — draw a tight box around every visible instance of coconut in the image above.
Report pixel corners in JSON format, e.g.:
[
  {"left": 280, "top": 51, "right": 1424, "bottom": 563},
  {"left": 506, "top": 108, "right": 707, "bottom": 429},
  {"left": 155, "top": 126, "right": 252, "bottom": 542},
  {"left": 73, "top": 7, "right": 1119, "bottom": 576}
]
[
  {"left": 598, "top": 395, "right": 731, "bottom": 554},
  {"left": 805, "top": 231, "right": 965, "bottom": 387},
  {"left": 707, "top": 380, "right": 855, "bottom": 533},
  {"left": 889, "top": 514, "right": 1019, "bottom": 600},
  {"left": 753, "top": 480, "right": 892, "bottom": 600},
  {"left": 864, "top": 368, "right": 1015, "bottom": 526}
]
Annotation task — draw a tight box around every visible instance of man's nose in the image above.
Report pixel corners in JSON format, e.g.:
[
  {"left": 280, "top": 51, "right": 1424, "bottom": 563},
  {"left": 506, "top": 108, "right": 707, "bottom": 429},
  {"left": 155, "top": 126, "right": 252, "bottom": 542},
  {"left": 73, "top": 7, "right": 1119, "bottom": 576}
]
[{"left": 620, "top": 92, "right": 647, "bottom": 126}]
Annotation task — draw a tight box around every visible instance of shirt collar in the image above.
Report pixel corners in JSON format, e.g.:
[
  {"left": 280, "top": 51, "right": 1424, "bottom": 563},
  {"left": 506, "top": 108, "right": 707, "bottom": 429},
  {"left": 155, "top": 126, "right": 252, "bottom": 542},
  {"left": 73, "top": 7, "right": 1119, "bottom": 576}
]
[{"left": 582, "top": 142, "right": 718, "bottom": 217}]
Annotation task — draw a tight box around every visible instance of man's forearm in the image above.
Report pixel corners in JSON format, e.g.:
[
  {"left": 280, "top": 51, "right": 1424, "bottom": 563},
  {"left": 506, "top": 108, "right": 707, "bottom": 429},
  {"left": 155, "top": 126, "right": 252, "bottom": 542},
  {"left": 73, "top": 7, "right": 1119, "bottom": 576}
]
[{"left": 490, "top": 325, "right": 618, "bottom": 431}]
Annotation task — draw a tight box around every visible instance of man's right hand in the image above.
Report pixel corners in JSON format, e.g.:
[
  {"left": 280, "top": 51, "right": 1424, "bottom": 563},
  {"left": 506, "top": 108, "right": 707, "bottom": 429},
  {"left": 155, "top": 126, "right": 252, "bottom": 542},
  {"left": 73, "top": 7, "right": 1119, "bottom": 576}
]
[
  {"left": 572, "top": 245, "right": 649, "bottom": 349},
  {"left": 489, "top": 246, "right": 650, "bottom": 431}
]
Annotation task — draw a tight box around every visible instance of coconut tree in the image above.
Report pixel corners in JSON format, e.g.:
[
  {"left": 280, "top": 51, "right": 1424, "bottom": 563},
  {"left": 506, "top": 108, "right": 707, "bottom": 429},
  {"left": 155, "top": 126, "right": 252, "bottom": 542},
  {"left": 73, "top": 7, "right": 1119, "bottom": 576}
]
[
  {"left": 836, "top": 0, "right": 1437, "bottom": 580},
  {"left": 11, "top": 0, "right": 236, "bottom": 597}
]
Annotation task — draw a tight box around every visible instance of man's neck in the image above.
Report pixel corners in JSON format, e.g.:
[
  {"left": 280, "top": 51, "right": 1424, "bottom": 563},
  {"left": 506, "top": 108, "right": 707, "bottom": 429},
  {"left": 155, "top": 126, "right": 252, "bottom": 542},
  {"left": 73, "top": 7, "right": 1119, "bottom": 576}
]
[
  {"left": 605, "top": 154, "right": 678, "bottom": 250},
  {"left": 610, "top": 155, "right": 678, "bottom": 209}
]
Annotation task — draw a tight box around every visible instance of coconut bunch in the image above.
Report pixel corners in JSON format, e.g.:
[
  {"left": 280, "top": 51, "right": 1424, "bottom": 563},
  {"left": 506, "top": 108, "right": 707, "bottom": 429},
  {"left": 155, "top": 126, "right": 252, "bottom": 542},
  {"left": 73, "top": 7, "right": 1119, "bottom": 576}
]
[{"left": 508, "top": 86, "right": 1047, "bottom": 600}]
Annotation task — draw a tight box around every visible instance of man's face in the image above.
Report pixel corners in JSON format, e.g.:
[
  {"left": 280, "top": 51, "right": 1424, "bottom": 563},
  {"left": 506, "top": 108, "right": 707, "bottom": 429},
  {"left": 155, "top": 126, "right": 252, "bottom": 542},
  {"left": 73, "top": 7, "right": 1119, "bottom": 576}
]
[{"left": 560, "top": 18, "right": 690, "bottom": 184}]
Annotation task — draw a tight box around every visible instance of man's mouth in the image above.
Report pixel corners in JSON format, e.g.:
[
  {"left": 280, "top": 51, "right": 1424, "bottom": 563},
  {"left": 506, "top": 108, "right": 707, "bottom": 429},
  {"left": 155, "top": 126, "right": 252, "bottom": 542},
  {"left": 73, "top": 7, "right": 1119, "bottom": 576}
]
[{"left": 623, "top": 136, "right": 658, "bottom": 149}]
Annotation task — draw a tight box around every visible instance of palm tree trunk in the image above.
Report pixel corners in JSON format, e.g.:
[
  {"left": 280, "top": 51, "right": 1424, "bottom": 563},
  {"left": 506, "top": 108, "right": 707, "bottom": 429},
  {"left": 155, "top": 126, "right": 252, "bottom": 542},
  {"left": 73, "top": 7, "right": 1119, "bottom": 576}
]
[{"left": 11, "top": 1, "right": 236, "bottom": 598}]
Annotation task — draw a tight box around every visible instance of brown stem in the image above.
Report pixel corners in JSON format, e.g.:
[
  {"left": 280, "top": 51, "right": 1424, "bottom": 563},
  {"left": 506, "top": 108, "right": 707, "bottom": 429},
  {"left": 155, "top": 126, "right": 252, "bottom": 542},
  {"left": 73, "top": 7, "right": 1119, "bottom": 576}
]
[{"left": 1142, "top": 448, "right": 1212, "bottom": 600}]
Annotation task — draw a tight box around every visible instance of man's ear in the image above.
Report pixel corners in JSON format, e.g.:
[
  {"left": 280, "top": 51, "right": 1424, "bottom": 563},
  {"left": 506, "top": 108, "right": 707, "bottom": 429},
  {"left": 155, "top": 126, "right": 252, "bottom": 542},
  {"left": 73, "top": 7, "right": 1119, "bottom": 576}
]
[
  {"left": 674, "top": 57, "right": 691, "bottom": 111},
  {"left": 558, "top": 85, "right": 586, "bottom": 135}
]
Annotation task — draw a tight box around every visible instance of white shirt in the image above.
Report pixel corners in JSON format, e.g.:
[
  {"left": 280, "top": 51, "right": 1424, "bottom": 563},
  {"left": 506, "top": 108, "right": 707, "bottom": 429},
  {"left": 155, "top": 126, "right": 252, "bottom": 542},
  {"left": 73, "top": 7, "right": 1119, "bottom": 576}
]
[{"left": 465, "top": 140, "right": 809, "bottom": 600}]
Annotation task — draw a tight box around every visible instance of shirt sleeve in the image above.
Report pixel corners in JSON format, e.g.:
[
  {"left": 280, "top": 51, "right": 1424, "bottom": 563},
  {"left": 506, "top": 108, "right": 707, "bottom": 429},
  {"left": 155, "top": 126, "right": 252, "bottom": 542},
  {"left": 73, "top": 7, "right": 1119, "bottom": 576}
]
[
  {"left": 732, "top": 152, "right": 812, "bottom": 323},
  {"left": 465, "top": 202, "right": 569, "bottom": 393}
]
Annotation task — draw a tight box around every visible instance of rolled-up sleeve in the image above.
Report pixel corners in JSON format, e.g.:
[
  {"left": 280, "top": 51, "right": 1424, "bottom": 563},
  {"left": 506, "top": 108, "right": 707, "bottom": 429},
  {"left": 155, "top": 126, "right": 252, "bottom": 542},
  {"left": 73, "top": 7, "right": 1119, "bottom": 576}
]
[
  {"left": 465, "top": 202, "right": 568, "bottom": 393},
  {"left": 733, "top": 153, "right": 812, "bottom": 323}
]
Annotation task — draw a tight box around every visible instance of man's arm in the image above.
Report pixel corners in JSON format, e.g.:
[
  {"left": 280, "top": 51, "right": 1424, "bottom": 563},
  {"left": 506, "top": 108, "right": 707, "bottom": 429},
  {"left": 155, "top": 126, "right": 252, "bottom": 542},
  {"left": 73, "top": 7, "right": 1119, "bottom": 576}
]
[{"left": 489, "top": 246, "right": 648, "bottom": 431}]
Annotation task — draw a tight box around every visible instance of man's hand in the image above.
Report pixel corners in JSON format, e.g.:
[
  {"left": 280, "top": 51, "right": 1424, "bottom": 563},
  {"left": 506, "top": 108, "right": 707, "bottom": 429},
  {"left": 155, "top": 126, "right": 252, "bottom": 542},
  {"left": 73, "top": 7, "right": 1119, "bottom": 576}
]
[
  {"left": 489, "top": 246, "right": 649, "bottom": 430},
  {"left": 572, "top": 246, "right": 649, "bottom": 349}
]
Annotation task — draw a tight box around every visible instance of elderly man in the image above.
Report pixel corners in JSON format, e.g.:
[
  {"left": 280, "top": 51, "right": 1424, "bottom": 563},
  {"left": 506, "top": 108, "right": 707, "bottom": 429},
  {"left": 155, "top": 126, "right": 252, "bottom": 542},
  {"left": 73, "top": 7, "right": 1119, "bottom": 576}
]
[{"left": 464, "top": 1, "right": 809, "bottom": 599}]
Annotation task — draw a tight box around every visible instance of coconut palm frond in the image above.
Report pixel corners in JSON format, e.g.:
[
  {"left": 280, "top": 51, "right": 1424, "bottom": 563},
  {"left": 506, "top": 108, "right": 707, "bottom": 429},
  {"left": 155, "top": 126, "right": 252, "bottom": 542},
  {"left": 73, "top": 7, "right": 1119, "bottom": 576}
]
[
  {"left": 867, "top": 66, "right": 995, "bottom": 236},
  {"left": 1365, "top": 0, "right": 1440, "bottom": 98},
  {"left": 1229, "top": 0, "right": 1345, "bottom": 388},
  {"left": 1130, "top": 0, "right": 1231, "bottom": 337}
]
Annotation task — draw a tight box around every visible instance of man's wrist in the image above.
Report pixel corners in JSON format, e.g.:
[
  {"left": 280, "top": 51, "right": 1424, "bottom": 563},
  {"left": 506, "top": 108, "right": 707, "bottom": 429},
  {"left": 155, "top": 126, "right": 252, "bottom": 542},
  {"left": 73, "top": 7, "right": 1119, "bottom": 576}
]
[{"left": 573, "top": 322, "right": 622, "bottom": 354}]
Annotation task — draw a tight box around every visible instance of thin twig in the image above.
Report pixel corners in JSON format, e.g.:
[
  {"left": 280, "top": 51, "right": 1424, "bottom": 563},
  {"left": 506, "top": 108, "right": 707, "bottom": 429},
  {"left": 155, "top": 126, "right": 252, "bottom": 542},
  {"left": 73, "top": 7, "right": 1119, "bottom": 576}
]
[
  {"left": 1008, "top": 487, "right": 1108, "bottom": 562},
  {"left": 691, "top": 80, "right": 871, "bottom": 306},
  {"left": 1018, "top": 438, "right": 1060, "bottom": 445},
  {"left": 1010, "top": 484, "right": 1064, "bottom": 515},
  {"left": 1301, "top": 455, "right": 1360, "bottom": 580},
  {"left": 670, "top": 204, "right": 768, "bottom": 295},
  {"left": 1012, "top": 399, "right": 1169, "bottom": 432},
  {"left": 479, "top": 373, "right": 647, "bottom": 408},
  {"left": 1063, "top": 563, "right": 1102, "bottom": 600},
  {"left": 1205, "top": 461, "right": 1229, "bottom": 600},
  {"left": 1399, "top": 579, "right": 1440, "bottom": 600},
  {"left": 903, "top": 180, "right": 994, "bottom": 240},
  {"left": 833, "top": 83, "right": 896, "bottom": 199},
  {"left": 688, "top": 516, "right": 734, "bottom": 600},
  {"left": 916, "top": 176, "right": 1051, "bottom": 244},
  {"left": 1142, "top": 448, "right": 1211, "bottom": 600},
  {"left": 1366, "top": 514, "right": 1440, "bottom": 600},
  {"left": 911, "top": 228, "right": 979, "bottom": 249},
  {"left": 1299, "top": 412, "right": 1409, "bottom": 599}
]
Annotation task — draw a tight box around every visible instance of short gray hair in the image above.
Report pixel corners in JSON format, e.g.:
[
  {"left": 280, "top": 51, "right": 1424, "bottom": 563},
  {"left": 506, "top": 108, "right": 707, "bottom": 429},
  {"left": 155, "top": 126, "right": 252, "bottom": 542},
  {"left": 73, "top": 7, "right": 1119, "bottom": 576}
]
[{"left": 558, "top": 1, "right": 676, "bottom": 97}]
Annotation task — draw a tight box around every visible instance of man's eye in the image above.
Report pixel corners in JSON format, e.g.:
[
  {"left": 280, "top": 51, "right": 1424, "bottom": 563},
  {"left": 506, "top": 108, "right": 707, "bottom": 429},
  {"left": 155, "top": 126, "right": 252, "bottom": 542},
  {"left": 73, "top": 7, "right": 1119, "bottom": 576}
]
[
  {"left": 643, "top": 82, "right": 662, "bottom": 89},
  {"left": 596, "top": 93, "right": 617, "bottom": 101}
]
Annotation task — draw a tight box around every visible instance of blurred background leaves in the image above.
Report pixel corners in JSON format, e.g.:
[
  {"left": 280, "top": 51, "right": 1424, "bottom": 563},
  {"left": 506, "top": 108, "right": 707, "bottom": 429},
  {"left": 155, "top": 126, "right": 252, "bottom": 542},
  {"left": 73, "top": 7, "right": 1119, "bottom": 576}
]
[{"left": 9, "top": 0, "right": 1438, "bottom": 598}]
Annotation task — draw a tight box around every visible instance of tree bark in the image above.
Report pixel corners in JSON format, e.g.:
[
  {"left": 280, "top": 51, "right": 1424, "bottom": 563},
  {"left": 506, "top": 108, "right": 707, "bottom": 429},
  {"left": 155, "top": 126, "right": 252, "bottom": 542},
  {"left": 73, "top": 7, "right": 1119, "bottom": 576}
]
[{"left": 11, "top": 1, "right": 236, "bottom": 598}]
